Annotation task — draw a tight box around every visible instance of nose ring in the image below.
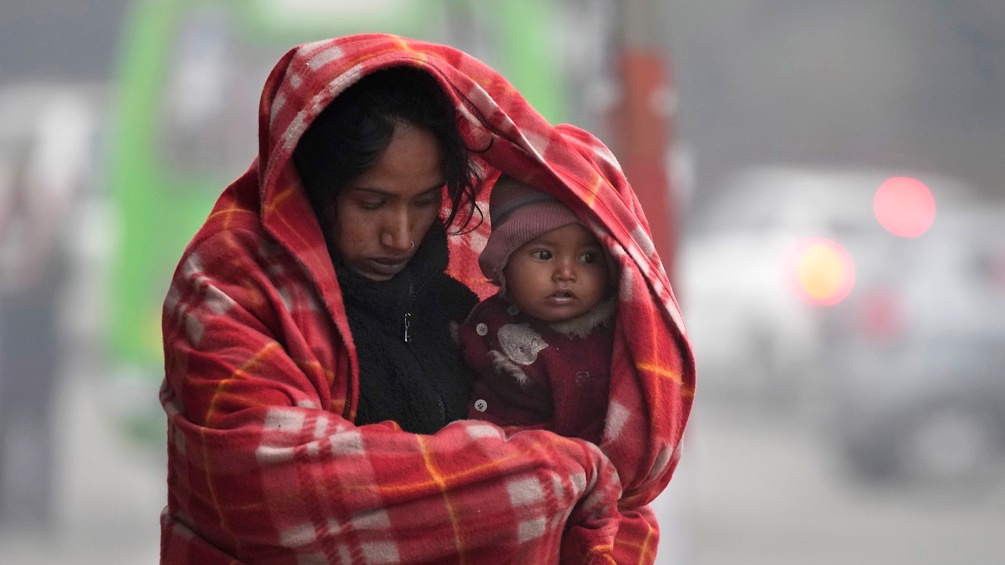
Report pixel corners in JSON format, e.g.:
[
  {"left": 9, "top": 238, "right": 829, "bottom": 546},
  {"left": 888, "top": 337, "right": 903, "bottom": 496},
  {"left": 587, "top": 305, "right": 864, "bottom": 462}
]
[{"left": 409, "top": 240, "right": 415, "bottom": 250}]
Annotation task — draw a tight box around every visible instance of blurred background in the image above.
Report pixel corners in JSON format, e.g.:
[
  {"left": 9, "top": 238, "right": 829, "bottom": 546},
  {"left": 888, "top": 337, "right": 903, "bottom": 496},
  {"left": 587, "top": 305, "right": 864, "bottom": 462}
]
[{"left": 1, "top": 0, "right": 1004, "bottom": 563}]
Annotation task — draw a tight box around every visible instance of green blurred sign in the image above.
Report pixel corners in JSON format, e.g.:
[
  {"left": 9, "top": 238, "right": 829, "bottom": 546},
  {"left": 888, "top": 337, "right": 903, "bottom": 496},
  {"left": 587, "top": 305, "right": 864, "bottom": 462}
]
[{"left": 106, "top": 0, "right": 570, "bottom": 442}]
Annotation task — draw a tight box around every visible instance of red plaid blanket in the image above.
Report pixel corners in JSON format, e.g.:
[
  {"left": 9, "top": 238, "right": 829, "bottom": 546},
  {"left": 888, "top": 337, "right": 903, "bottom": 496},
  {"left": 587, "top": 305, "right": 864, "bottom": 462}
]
[{"left": 160, "top": 34, "right": 695, "bottom": 565}]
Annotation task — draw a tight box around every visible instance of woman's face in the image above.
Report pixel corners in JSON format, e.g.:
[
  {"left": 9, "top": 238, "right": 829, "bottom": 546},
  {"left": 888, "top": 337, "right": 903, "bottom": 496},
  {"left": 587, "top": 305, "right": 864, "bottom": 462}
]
[
  {"left": 503, "top": 223, "right": 610, "bottom": 323},
  {"left": 333, "top": 121, "right": 445, "bottom": 281}
]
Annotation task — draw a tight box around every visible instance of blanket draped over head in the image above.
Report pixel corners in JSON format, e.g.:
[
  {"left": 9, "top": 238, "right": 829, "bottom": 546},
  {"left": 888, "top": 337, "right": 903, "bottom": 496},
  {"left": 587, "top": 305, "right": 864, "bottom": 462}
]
[{"left": 160, "top": 34, "right": 695, "bottom": 565}]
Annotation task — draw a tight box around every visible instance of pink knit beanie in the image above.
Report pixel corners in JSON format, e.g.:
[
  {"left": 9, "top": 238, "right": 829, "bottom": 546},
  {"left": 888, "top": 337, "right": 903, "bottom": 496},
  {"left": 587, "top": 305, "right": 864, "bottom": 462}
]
[{"left": 478, "top": 174, "right": 581, "bottom": 285}]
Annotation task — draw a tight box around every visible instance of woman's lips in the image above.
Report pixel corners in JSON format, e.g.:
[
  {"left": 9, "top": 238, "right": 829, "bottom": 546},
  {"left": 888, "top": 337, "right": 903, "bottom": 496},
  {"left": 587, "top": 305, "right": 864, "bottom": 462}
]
[{"left": 365, "top": 256, "right": 410, "bottom": 278}]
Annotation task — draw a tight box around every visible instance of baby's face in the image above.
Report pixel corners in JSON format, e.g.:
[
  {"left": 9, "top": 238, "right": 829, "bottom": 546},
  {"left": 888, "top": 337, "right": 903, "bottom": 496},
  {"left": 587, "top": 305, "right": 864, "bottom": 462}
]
[{"left": 503, "top": 223, "right": 610, "bottom": 323}]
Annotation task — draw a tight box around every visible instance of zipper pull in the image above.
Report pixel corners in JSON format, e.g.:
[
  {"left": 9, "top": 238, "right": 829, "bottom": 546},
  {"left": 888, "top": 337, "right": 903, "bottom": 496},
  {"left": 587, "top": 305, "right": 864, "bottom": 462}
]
[{"left": 403, "top": 312, "right": 412, "bottom": 343}]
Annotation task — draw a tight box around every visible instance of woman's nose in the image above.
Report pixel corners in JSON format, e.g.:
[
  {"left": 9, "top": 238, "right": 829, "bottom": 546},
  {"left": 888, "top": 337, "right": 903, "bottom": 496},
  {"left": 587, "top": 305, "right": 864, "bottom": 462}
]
[{"left": 380, "top": 210, "right": 412, "bottom": 251}]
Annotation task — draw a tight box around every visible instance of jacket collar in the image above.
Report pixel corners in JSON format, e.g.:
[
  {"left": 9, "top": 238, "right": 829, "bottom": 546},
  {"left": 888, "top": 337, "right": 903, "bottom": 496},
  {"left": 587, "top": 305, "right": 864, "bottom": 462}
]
[{"left": 334, "top": 221, "right": 449, "bottom": 321}]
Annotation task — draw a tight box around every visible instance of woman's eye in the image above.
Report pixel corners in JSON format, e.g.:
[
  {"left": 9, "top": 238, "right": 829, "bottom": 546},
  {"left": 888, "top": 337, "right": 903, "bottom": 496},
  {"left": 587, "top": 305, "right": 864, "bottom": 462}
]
[
  {"left": 415, "top": 195, "right": 441, "bottom": 208},
  {"left": 358, "top": 198, "right": 385, "bottom": 210}
]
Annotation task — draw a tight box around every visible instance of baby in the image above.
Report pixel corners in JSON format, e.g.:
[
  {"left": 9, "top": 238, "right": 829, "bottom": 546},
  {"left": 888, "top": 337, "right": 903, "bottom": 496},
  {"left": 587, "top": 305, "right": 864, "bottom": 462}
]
[{"left": 458, "top": 174, "right": 617, "bottom": 444}]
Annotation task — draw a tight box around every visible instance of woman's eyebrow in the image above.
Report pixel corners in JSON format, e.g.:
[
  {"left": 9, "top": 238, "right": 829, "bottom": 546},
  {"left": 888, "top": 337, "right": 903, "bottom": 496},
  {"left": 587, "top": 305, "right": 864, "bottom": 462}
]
[
  {"left": 347, "top": 183, "right": 444, "bottom": 197},
  {"left": 409, "top": 184, "right": 447, "bottom": 200},
  {"left": 418, "top": 183, "right": 446, "bottom": 195},
  {"left": 346, "top": 186, "right": 390, "bottom": 196}
]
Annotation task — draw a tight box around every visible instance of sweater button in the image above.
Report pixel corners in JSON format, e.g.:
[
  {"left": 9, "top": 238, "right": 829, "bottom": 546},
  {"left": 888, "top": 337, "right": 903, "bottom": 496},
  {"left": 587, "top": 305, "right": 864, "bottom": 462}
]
[
  {"left": 506, "top": 305, "right": 520, "bottom": 316},
  {"left": 474, "top": 399, "right": 488, "bottom": 412},
  {"left": 476, "top": 323, "right": 488, "bottom": 336}
]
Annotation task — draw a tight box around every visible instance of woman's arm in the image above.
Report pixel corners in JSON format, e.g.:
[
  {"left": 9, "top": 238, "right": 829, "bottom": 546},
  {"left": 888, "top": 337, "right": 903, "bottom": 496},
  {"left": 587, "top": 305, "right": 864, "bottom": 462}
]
[{"left": 161, "top": 228, "right": 621, "bottom": 564}]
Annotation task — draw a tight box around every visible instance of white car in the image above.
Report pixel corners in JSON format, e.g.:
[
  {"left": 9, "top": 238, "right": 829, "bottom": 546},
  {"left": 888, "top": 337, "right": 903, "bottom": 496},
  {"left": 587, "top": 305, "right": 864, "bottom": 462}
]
[
  {"left": 821, "top": 206, "right": 1005, "bottom": 490},
  {"left": 677, "top": 165, "right": 979, "bottom": 412}
]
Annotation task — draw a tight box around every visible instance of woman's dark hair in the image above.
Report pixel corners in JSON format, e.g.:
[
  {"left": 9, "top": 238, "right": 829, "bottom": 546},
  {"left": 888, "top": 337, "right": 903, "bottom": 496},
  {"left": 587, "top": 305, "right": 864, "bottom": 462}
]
[{"left": 292, "top": 66, "right": 481, "bottom": 234}]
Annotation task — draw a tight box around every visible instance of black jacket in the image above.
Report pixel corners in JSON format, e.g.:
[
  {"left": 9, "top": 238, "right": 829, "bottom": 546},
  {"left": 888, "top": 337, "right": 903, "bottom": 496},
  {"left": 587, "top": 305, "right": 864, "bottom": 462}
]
[{"left": 335, "top": 223, "right": 479, "bottom": 434}]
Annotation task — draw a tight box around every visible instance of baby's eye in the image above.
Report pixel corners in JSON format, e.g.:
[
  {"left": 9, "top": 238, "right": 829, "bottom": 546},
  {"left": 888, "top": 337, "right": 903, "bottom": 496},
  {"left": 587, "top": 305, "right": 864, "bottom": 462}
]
[
  {"left": 530, "top": 250, "right": 553, "bottom": 261},
  {"left": 579, "top": 251, "right": 600, "bottom": 264}
]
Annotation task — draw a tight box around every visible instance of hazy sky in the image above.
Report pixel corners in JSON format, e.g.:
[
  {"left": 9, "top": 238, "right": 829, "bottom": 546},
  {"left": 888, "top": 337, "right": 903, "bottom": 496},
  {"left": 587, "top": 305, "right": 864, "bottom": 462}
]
[
  {"left": 0, "top": 0, "right": 129, "bottom": 81},
  {"left": 3, "top": 0, "right": 1002, "bottom": 205},
  {"left": 663, "top": 0, "right": 1005, "bottom": 206}
]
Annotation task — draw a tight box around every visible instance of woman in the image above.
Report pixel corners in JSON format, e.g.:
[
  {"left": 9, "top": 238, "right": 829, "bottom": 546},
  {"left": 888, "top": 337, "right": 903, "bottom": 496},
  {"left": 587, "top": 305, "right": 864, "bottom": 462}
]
[
  {"left": 160, "top": 34, "right": 695, "bottom": 564},
  {"left": 292, "top": 66, "right": 481, "bottom": 435}
]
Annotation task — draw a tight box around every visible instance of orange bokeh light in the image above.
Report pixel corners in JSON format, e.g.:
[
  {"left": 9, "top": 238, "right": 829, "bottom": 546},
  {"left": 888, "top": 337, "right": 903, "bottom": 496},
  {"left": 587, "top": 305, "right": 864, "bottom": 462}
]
[
  {"left": 789, "top": 238, "right": 856, "bottom": 306},
  {"left": 873, "top": 176, "right": 936, "bottom": 237}
]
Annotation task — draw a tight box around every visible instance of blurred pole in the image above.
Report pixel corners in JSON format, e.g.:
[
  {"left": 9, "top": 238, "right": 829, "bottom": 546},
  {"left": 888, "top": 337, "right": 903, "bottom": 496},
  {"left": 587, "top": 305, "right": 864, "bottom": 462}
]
[
  {"left": 609, "top": 7, "right": 693, "bottom": 565},
  {"left": 608, "top": 0, "right": 679, "bottom": 280}
]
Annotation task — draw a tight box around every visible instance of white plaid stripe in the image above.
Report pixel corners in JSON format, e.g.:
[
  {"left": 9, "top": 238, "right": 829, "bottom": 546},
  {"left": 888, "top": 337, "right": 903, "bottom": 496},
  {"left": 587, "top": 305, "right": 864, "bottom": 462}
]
[{"left": 506, "top": 477, "right": 545, "bottom": 507}]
